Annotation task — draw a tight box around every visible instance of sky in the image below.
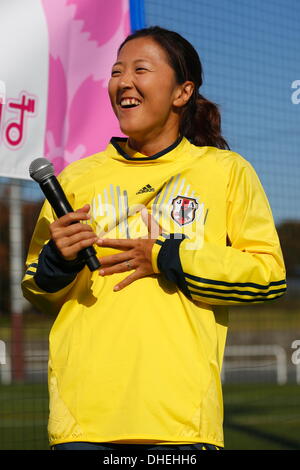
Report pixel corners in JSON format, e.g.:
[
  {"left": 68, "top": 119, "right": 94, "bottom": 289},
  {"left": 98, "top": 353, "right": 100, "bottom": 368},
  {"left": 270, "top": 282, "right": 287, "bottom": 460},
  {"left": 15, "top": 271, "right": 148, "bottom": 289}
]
[{"left": 144, "top": 0, "right": 300, "bottom": 224}]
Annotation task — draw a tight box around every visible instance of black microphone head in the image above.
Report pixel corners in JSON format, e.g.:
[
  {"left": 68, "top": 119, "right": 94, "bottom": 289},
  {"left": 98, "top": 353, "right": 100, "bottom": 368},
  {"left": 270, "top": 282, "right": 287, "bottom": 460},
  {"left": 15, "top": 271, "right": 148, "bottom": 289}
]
[{"left": 29, "top": 157, "right": 54, "bottom": 182}]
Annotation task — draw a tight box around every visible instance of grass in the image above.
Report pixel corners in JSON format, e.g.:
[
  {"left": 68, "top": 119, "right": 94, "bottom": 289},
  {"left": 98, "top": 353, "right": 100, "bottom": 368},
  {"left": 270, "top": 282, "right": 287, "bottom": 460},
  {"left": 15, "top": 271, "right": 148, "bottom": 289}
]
[
  {"left": 223, "top": 383, "right": 300, "bottom": 449},
  {"left": 0, "top": 382, "right": 299, "bottom": 450},
  {"left": 0, "top": 383, "right": 48, "bottom": 450}
]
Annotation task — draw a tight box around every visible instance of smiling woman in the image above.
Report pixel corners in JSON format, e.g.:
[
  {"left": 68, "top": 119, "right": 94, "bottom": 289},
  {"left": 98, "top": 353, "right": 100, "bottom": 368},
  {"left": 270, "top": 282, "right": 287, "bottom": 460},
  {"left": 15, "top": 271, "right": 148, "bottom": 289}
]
[
  {"left": 111, "top": 27, "right": 230, "bottom": 153},
  {"left": 22, "top": 26, "right": 286, "bottom": 451},
  {"left": 108, "top": 35, "right": 194, "bottom": 155}
]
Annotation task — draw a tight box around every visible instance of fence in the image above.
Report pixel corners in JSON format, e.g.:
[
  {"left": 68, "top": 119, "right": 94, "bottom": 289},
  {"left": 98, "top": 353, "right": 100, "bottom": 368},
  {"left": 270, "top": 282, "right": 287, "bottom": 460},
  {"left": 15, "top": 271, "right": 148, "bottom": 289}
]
[{"left": 1, "top": 0, "right": 300, "bottom": 451}]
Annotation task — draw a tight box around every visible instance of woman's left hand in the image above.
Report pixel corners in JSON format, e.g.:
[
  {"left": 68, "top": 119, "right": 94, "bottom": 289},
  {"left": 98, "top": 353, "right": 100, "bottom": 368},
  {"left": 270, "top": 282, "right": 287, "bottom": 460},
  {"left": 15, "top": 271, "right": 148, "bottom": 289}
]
[{"left": 96, "top": 208, "right": 162, "bottom": 291}]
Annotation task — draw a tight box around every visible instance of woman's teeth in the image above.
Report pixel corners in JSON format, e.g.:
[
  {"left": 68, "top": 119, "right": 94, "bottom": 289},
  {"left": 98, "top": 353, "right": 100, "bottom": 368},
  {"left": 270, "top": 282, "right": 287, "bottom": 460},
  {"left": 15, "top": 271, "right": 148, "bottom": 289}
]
[{"left": 120, "top": 98, "right": 141, "bottom": 108}]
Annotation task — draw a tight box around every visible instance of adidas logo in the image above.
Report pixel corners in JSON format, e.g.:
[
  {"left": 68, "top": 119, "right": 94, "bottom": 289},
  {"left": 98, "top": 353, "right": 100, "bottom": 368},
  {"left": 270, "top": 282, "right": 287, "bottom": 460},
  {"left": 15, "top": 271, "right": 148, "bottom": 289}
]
[{"left": 136, "top": 184, "right": 155, "bottom": 194}]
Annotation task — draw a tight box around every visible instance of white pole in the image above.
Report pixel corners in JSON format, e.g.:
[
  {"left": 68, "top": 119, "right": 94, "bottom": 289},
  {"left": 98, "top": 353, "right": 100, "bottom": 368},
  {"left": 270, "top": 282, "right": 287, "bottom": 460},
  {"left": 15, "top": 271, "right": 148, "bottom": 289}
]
[{"left": 9, "top": 180, "right": 24, "bottom": 382}]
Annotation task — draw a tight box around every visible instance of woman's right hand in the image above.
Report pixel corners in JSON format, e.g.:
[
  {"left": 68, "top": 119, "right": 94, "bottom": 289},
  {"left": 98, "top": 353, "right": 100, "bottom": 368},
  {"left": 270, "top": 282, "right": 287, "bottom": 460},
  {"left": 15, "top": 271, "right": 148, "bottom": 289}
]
[{"left": 49, "top": 204, "right": 98, "bottom": 261}]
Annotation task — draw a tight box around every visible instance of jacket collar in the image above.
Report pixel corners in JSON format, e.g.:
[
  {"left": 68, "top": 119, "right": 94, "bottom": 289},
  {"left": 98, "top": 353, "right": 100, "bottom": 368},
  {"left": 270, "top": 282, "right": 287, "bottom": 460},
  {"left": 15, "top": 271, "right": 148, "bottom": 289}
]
[{"left": 108, "top": 136, "right": 187, "bottom": 163}]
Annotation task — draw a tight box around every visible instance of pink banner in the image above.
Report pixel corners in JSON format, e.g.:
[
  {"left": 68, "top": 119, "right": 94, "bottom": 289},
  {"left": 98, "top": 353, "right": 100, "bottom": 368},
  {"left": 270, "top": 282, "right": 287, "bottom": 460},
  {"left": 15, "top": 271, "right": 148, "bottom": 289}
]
[{"left": 42, "top": 0, "right": 130, "bottom": 175}]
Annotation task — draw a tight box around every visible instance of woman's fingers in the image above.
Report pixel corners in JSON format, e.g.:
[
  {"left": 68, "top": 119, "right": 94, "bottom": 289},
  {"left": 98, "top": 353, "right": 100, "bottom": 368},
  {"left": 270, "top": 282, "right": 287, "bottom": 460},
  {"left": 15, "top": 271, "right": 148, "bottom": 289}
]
[
  {"left": 75, "top": 204, "right": 90, "bottom": 213},
  {"left": 97, "top": 238, "right": 134, "bottom": 249},
  {"left": 51, "top": 221, "right": 94, "bottom": 239},
  {"left": 57, "top": 234, "right": 98, "bottom": 260},
  {"left": 55, "top": 230, "right": 98, "bottom": 251},
  {"left": 98, "top": 250, "right": 133, "bottom": 267},
  {"left": 113, "top": 270, "right": 142, "bottom": 292},
  {"left": 51, "top": 207, "right": 90, "bottom": 229},
  {"left": 99, "top": 259, "right": 135, "bottom": 277},
  {"left": 49, "top": 204, "right": 97, "bottom": 260},
  {"left": 96, "top": 237, "right": 156, "bottom": 292}
]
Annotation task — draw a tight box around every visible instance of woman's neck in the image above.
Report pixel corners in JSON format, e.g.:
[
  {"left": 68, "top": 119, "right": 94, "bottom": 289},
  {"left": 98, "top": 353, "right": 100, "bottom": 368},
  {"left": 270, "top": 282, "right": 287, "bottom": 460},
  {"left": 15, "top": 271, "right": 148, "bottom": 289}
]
[{"left": 127, "top": 131, "right": 181, "bottom": 157}]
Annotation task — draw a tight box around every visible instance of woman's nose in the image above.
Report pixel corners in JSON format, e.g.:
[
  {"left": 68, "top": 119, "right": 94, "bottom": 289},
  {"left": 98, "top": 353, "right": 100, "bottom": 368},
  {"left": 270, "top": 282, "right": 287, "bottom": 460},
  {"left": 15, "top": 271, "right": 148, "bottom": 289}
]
[
  {"left": 118, "top": 71, "right": 134, "bottom": 89},
  {"left": 119, "top": 80, "right": 132, "bottom": 90}
]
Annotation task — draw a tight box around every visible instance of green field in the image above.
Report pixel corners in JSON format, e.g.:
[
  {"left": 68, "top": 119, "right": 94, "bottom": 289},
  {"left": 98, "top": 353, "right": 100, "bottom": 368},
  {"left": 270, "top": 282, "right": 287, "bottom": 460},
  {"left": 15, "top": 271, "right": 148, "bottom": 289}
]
[
  {"left": 223, "top": 383, "right": 300, "bottom": 449},
  {"left": 0, "top": 382, "right": 299, "bottom": 450}
]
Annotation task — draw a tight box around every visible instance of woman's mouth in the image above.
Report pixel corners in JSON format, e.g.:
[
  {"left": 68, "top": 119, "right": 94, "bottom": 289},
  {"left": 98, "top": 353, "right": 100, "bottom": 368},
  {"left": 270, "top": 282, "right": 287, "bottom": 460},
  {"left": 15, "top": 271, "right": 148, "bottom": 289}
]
[{"left": 119, "top": 97, "right": 142, "bottom": 109}]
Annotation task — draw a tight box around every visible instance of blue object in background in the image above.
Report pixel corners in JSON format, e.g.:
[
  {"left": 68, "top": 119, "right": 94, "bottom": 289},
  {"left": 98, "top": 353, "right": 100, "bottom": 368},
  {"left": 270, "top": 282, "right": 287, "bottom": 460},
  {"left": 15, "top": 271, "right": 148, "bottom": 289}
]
[
  {"left": 142, "top": 0, "right": 300, "bottom": 224},
  {"left": 129, "top": 0, "right": 146, "bottom": 31}
]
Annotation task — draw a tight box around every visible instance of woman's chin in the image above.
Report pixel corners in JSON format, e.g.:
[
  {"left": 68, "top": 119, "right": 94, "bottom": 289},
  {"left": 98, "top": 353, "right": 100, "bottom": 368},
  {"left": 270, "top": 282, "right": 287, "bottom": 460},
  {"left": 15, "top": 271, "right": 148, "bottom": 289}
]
[{"left": 119, "top": 126, "right": 144, "bottom": 141}]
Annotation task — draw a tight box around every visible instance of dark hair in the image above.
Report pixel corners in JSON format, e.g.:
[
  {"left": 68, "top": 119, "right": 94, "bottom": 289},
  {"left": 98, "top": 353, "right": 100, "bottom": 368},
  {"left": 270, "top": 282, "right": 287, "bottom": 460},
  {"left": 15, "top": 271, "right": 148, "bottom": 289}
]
[{"left": 118, "top": 26, "right": 230, "bottom": 150}]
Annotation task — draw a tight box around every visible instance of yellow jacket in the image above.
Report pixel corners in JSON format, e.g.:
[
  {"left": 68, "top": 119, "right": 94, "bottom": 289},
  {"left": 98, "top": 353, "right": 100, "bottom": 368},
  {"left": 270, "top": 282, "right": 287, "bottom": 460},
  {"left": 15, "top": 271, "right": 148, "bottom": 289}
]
[{"left": 22, "top": 137, "right": 286, "bottom": 447}]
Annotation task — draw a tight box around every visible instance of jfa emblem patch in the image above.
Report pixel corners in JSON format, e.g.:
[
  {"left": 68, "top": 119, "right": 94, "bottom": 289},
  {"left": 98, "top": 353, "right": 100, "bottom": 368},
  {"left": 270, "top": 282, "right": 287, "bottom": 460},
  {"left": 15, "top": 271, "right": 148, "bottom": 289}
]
[{"left": 171, "top": 195, "right": 198, "bottom": 226}]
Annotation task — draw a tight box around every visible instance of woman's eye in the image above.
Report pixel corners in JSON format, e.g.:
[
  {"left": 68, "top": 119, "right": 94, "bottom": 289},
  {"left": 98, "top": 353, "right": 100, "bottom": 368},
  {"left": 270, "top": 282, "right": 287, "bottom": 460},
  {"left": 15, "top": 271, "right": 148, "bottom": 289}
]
[{"left": 111, "top": 67, "right": 147, "bottom": 76}]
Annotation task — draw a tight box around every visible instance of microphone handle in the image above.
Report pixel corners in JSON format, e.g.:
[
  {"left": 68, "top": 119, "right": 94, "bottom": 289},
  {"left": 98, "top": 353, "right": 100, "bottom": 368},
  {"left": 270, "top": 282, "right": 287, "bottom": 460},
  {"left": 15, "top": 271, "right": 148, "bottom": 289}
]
[{"left": 40, "top": 176, "right": 100, "bottom": 271}]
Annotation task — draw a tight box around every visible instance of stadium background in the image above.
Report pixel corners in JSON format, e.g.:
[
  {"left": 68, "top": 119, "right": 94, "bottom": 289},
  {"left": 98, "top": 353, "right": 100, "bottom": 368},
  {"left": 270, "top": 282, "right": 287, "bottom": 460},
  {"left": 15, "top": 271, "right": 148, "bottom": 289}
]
[{"left": 1, "top": 0, "right": 300, "bottom": 450}]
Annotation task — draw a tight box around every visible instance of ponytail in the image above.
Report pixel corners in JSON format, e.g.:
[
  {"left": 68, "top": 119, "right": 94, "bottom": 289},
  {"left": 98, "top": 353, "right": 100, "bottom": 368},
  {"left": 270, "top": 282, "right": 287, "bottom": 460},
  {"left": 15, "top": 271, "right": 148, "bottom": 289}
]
[{"left": 180, "top": 92, "right": 230, "bottom": 150}]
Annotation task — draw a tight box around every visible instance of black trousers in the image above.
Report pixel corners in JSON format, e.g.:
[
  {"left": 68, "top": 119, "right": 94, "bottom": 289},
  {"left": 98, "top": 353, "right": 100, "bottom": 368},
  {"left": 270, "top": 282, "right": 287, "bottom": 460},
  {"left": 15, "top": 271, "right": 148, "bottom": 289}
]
[{"left": 52, "top": 442, "right": 222, "bottom": 450}]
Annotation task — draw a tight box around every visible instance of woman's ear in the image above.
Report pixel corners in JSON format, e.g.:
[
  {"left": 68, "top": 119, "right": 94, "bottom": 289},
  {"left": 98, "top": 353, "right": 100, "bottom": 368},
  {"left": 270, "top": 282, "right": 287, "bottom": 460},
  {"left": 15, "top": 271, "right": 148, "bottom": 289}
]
[{"left": 173, "top": 81, "right": 194, "bottom": 108}]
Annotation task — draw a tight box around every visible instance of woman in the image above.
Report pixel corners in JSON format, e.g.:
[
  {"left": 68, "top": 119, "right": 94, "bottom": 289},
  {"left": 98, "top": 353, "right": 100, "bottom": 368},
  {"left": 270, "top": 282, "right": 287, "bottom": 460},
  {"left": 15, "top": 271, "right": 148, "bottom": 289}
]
[{"left": 22, "top": 26, "right": 287, "bottom": 451}]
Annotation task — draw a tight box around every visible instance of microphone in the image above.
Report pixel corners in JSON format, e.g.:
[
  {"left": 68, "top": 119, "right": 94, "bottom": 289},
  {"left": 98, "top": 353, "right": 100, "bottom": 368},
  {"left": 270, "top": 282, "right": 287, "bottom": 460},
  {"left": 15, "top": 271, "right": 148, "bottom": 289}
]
[{"left": 29, "top": 157, "right": 100, "bottom": 272}]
